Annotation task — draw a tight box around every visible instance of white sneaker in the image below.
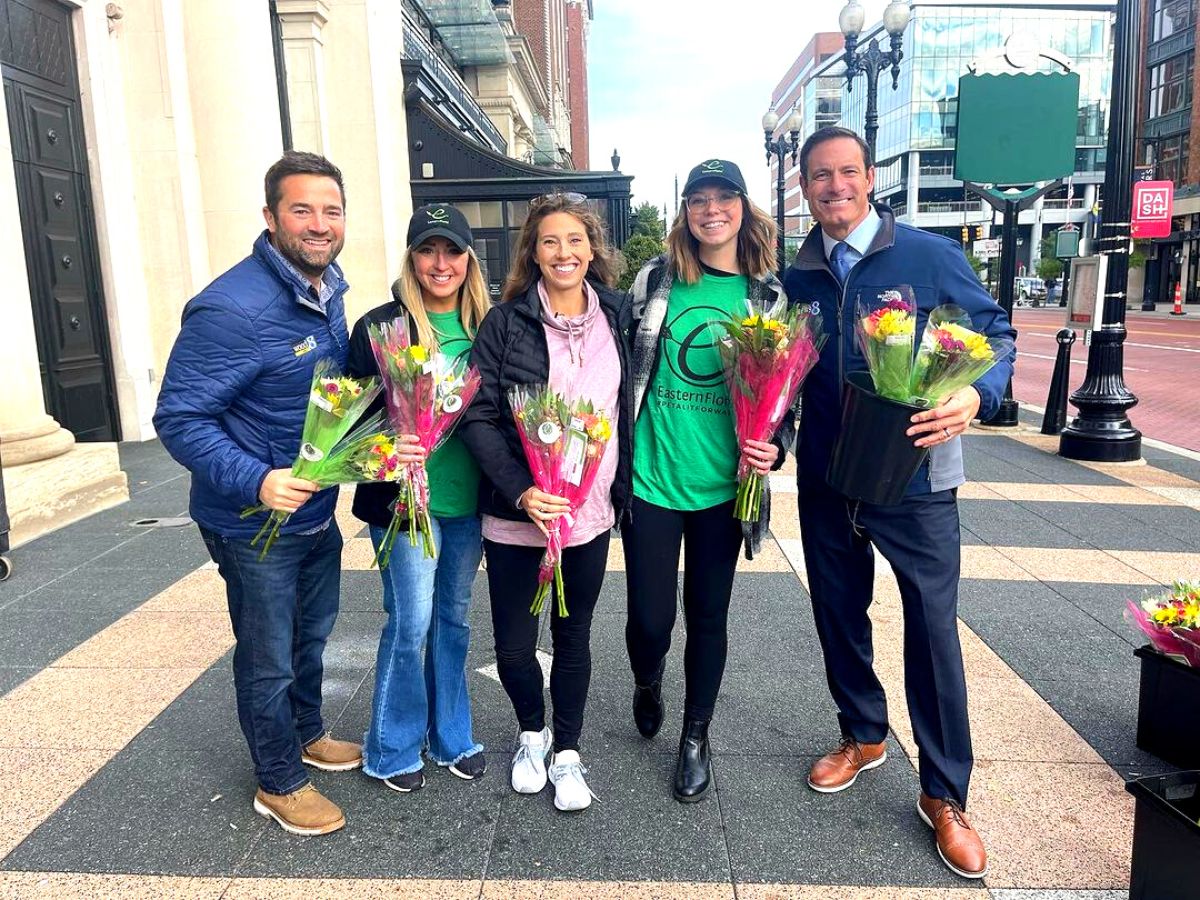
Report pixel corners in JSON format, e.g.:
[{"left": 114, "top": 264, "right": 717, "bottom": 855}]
[
  {"left": 510, "top": 727, "right": 552, "bottom": 794},
  {"left": 548, "top": 750, "right": 597, "bottom": 812}
]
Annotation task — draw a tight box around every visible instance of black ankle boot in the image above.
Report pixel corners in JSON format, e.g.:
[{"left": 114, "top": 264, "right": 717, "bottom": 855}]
[
  {"left": 673, "top": 718, "right": 711, "bottom": 802},
  {"left": 632, "top": 678, "right": 664, "bottom": 738}
]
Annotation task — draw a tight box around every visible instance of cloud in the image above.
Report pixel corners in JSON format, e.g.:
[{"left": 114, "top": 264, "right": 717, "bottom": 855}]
[{"left": 588, "top": 0, "right": 892, "bottom": 221}]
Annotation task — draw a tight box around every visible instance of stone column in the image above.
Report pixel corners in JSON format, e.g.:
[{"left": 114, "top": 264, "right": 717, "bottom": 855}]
[
  {"left": 276, "top": 0, "right": 332, "bottom": 154},
  {"left": 182, "top": 0, "right": 283, "bottom": 276}
]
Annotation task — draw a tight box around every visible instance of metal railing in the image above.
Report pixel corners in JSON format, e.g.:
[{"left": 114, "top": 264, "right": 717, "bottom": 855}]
[
  {"left": 1042, "top": 198, "right": 1086, "bottom": 209},
  {"left": 402, "top": 14, "right": 506, "bottom": 152}
]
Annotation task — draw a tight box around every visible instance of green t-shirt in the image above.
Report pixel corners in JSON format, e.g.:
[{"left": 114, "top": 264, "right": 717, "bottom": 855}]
[
  {"left": 633, "top": 272, "right": 747, "bottom": 511},
  {"left": 426, "top": 310, "right": 480, "bottom": 519}
]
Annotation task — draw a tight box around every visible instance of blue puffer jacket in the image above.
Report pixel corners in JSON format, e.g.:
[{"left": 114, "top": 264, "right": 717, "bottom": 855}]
[
  {"left": 154, "top": 231, "right": 350, "bottom": 537},
  {"left": 784, "top": 205, "right": 1016, "bottom": 495}
]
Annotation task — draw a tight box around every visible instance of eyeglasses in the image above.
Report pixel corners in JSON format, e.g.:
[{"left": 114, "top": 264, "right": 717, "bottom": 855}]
[
  {"left": 685, "top": 190, "right": 741, "bottom": 212},
  {"left": 531, "top": 191, "right": 589, "bottom": 209}
]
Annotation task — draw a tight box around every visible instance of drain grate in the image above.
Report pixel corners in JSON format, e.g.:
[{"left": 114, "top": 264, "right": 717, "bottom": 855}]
[{"left": 132, "top": 517, "right": 194, "bottom": 528}]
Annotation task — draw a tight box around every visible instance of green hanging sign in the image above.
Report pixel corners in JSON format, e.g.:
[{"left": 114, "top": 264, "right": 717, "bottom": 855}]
[{"left": 954, "top": 72, "right": 1080, "bottom": 185}]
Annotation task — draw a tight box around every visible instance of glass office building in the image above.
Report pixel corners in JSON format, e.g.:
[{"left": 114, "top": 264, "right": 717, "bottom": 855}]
[{"left": 803, "top": 1, "right": 1115, "bottom": 272}]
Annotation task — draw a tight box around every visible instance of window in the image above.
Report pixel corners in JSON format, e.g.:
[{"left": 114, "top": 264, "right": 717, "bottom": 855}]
[
  {"left": 1148, "top": 51, "right": 1194, "bottom": 118},
  {"left": 1152, "top": 133, "right": 1191, "bottom": 186},
  {"left": 1152, "top": 0, "right": 1195, "bottom": 43}
]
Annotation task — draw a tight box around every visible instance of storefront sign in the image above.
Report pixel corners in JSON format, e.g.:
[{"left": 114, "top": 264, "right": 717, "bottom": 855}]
[{"left": 1131, "top": 181, "right": 1174, "bottom": 238}]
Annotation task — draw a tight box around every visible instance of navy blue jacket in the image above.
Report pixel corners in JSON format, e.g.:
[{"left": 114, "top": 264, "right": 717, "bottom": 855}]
[
  {"left": 784, "top": 206, "right": 1016, "bottom": 494},
  {"left": 153, "top": 231, "right": 350, "bottom": 537}
]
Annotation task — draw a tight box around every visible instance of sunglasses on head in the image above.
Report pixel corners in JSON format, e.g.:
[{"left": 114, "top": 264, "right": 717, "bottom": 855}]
[{"left": 530, "top": 191, "right": 589, "bottom": 209}]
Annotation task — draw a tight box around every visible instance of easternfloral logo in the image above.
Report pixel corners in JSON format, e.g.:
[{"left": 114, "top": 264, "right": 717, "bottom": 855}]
[
  {"left": 701, "top": 160, "right": 724, "bottom": 174},
  {"left": 663, "top": 305, "right": 727, "bottom": 387},
  {"left": 427, "top": 206, "right": 451, "bottom": 224}
]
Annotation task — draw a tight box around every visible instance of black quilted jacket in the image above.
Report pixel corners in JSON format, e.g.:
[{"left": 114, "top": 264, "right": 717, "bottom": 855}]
[{"left": 458, "top": 278, "right": 635, "bottom": 524}]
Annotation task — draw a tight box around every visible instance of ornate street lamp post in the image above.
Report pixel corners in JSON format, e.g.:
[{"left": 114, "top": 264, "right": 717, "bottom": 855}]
[
  {"left": 1059, "top": 0, "right": 1141, "bottom": 461},
  {"left": 762, "top": 107, "right": 803, "bottom": 274},
  {"left": 838, "top": 0, "right": 911, "bottom": 170}
]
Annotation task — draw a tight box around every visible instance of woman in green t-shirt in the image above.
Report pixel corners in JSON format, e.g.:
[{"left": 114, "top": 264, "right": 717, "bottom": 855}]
[
  {"left": 346, "top": 204, "right": 491, "bottom": 794},
  {"left": 625, "top": 159, "right": 792, "bottom": 802}
]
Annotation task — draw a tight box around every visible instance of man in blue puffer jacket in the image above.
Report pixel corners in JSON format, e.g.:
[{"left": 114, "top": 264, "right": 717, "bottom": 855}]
[
  {"left": 784, "top": 127, "right": 1016, "bottom": 880},
  {"left": 154, "top": 151, "right": 360, "bottom": 837}
]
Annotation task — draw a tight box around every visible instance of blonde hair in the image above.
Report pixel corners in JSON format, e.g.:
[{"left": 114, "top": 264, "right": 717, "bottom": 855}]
[
  {"left": 665, "top": 194, "right": 777, "bottom": 285},
  {"left": 393, "top": 244, "right": 490, "bottom": 349},
  {"left": 501, "top": 194, "right": 622, "bottom": 302}
]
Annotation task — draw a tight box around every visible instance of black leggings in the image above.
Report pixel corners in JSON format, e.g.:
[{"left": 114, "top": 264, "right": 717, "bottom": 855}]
[
  {"left": 484, "top": 531, "right": 610, "bottom": 752},
  {"left": 623, "top": 497, "right": 742, "bottom": 721}
]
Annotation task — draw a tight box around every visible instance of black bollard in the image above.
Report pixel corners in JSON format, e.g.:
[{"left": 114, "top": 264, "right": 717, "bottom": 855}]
[{"left": 1041, "top": 327, "right": 1076, "bottom": 435}]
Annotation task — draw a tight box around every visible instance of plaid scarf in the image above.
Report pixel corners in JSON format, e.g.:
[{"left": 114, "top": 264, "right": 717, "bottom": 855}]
[{"left": 628, "top": 256, "right": 794, "bottom": 560}]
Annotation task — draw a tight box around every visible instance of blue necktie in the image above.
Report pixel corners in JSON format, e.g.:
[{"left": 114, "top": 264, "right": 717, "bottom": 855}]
[{"left": 829, "top": 241, "right": 851, "bottom": 285}]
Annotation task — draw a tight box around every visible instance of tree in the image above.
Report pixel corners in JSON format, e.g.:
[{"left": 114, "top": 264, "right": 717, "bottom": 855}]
[
  {"left": 618, "top": 233, "right": 664, "bottom": 290},
  {"left": 630, "top": 202, "right": 665, "bottom": 240},
  {"left": 1036, "top": 255, "right": 1063, "bottom": 282},
  {"left": 617, "top": 201, "right": 666, "bottom": 290}
]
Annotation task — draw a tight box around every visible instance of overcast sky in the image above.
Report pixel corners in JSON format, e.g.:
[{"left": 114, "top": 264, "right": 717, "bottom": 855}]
[{"left": 587, "top": 1, "right": 898, "bottom": 220}]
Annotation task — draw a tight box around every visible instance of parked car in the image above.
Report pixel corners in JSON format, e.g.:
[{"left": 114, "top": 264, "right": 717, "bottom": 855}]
[{"left": 1013, "top": 276, "right": 1047, "bottom": 306}]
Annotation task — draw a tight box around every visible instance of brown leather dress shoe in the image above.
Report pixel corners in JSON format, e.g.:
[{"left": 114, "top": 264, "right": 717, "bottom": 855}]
[
  {"left": 917, "top": 793, "right": 988, "bottom": 879},
  {"left": 807, "top": 737, "right": 887, "bottom": 793},
  {"left": 302, "top": 732, "right": 363, "bottom": 771}
]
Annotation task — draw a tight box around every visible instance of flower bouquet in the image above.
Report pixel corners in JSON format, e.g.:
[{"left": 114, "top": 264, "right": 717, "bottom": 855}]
[
  {"left": 508, "top": 384, "right": 613, "bottom": 617},
  {"left": 241, "top": 359, "right": 386, "bottom": 559},
  {"left": 856, "top": 288, "right": 917, "bottom": 403},
  {"left": 716, "top": 299, "right": 825, "bottom": 522},
  {"left": 908, "top": 305, "right": 1012, "bottom": 408},
  {"left": 368, "top": 318, "right": 481, "bottom": 565},
  {"left": 1126, "top": 581, "right": 1200, "bottom": 667}
]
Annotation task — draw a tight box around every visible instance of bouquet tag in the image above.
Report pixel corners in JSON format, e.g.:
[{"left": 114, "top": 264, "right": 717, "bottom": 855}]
[
  {"left": 538, "top": 420, "right": 562, "bottom": 444},
  {"left": 885, "top": 334, "right": 908, "bottom": 346},
  {"left": 300, "top": 442, "right": 325, "bottom": 462},
  {"left": 422, "top": 360, "right": 435, "bottom": 375},
  {"left": 442, "top": 393, "right": 463, "bottom": 414},
  {"left": 310, "top": 390, "right": 334, "bottom": 413},
  {"left": 563, "top": 417, "right": 587, "bottom": 486}
]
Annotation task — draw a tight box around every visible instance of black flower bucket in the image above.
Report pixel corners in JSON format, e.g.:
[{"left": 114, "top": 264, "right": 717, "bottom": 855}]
[{"left": 826, "top": 371, "right": 929, "bottom": 507}]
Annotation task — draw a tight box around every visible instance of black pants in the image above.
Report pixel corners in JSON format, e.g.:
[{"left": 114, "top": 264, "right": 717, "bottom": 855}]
[
  {"left": 484, "top": 531, "right": 610, "bottom": 752},
  {"left": 799, "top": 479, "right": 972, "bottom": 807},
  {"left": 623, "top": 497, "right": 742, "bottom": 721}
]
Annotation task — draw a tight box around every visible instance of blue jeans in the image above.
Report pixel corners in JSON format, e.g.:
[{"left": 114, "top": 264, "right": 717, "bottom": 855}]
[
  {"left": 200, "top": 521, "right": 343, "bottom": 795},
  {"left": 363, "top": 515, "right": 484, "bottom": 779}
]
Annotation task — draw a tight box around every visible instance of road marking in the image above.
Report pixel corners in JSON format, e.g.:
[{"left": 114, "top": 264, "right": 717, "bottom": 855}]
[
  {"left": 1017, "top": 350, "right": 1146, "bottom": 371},
  {"left": 1020, "top": 331, "right": 1200, "bottom": 354}
]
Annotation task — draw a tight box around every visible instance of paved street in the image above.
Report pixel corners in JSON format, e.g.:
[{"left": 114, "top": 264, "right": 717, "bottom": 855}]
[
  {"left": 1, "top": 429, "right": 1197, "bottom": 898},
  {"left": 1011, "top": 306, "right": 1200, "bottom": 451}
]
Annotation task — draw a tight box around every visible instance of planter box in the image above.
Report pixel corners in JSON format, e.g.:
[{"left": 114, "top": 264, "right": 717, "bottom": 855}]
[
  {"left": 1135, "top": 645, "right": 1200, "bottom": 770},
  {"left": 1125, "top": 771, "right": 1200, "bottom": 900}
]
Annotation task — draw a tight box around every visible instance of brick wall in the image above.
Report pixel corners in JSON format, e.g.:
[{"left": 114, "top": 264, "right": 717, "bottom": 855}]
[{"left": 566, "top": 0, "right": 589, "bottom": 168}]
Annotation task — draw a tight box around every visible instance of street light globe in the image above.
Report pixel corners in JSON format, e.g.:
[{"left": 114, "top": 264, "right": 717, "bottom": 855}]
[
  {"left": 882, "top": 1, "right": 911, "bottom": 36},
  {"left": 838, "top": 0, "right": 865, "bottom": 38},
  {"left": 762, "top": 110, "right": 779, "bottom": 132},
  {"left": 785, "top": 108, "right": 804, "bottom": 134}
]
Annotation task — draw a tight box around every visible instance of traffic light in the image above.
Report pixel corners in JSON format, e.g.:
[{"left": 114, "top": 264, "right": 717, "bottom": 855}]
[
  {"left": 975, "top": 225, "right": 984, "bottom": 240},
  {"left": 961, "top": 226, "right": 969, "bottom": 243}
]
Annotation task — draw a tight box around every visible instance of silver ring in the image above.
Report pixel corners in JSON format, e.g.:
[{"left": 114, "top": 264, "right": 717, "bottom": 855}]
[{"left": 942, "top": 427, "right": 952, "bottom": 438}]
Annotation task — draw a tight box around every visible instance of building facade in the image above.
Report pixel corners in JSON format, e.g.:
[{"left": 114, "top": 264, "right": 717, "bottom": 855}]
[
  {"left": 0, "top": 0, "right": 624, "bottom": 546},
  {"left": 781, "top": 1, "right": 1115, "bottom": 276},
  {"left": 1139, "top": 0, "right": 1200, "bottom": 305},
  {"left": 765, "top": 32, "right": 843, "bottom": 242}
]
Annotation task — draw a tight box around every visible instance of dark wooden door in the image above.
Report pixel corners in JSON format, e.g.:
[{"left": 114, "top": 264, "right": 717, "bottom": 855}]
[{"left": 2, "top": 0, "right": 118, "bottom": 441}]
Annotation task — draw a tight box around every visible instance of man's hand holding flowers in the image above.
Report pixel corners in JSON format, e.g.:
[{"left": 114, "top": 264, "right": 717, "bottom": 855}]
[{"left": 906, "top": 385, "right": 981, "bottom": 449}]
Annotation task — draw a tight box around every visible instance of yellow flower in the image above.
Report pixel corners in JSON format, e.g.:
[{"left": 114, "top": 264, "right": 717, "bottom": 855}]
[
  {"left": 742, "top": 315, "right": 762, "bottom": 328},
  {"left": 941, "top": 323, "right": 993, "bottom": 360},
  {"left": 587, "top": 417, "right": 612, "bottom": 442},
  {"left": 409, "top": 345, "right": 428, "bottom": 364},
  {"left": 874, "top": 309, "right": 914, "bottom": 338}
]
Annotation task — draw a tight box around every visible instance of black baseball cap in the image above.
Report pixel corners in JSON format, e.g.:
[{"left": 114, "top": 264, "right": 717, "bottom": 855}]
[
  {"left": 406, "top": 203, "right": 473, "bottom": 251},
  {"left": 682, "top": 159, "right": 747, "bottom": 196}
]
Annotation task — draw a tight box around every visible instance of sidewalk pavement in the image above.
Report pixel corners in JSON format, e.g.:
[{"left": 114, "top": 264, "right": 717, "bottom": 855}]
[{"left": 1, "top": 422, "right": 1197, "bottom": 899}]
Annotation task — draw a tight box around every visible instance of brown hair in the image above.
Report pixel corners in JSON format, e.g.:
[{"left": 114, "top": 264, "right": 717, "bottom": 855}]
[
  {"left": 665, "top": 194, "right": 777, "bottom": 284},
  {"left": 264, "top": 151, "right": 345, "bottom": 216},
  {"left": 501, "top": 194, "right": 622, "bottom": 302},
  {"left": 393, "top": 243, "right": 491, "bottom": 350},
  {"left": 799, "top": 126, "right": 873, "bottom": 180}
]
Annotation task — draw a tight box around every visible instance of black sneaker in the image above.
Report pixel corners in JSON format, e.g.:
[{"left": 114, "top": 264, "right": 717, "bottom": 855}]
[
  {"left": 449, "top": 751, "right": 487, "bottom": 781},
  {"left": 383, "top": 770, "right": 425, "bottom": 793}
]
